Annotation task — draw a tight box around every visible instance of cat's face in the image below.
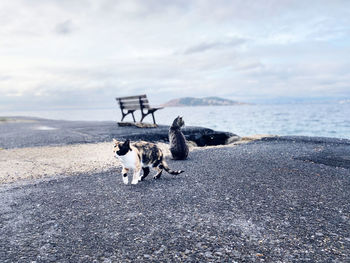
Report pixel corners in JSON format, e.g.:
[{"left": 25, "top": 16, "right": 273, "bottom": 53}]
[
  {"left": 113, "top": 139, "right": 131, "bottom": 156},
  {"left": 172, "top": 116, "right": 185, "bottom": 128}
]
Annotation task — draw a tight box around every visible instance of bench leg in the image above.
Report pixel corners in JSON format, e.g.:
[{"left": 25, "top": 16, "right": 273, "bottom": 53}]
[
  {"left": 140, "top": 112, "right": 156, "bottom": 124},
  {"left": 121, "top": 110, "right": 136, "bottom": 122},
  {"left": 151, "top": 113, "right": 156, "bottom": 125},
  {"left": 140, "top": 113, "right": 146, "bottom": 123},
  {"left": 121, "top": 113, "right": 126, "bottom": 122}
]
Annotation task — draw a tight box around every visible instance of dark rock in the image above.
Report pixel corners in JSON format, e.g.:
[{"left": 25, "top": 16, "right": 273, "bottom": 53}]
[{"left": 184, "top": 128, "right": 235, "bottom": 146}]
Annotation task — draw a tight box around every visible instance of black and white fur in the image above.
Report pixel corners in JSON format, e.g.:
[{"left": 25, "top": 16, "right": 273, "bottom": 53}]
[{"left": 113, "top": 139, "right": 184, "bottom": 185}]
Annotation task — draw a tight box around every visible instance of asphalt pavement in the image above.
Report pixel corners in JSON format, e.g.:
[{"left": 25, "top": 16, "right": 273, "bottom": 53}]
[
  {"left": 1, "top": 136, "right": 349, "bottom": 262},
  {"left": 0, "top": 117, "right": 234, "bottom": 149}
]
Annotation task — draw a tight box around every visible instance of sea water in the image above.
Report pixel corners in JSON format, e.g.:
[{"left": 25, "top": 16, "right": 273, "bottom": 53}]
[{"left": 2, "top": 103, "right": 350, "bottom": 139}]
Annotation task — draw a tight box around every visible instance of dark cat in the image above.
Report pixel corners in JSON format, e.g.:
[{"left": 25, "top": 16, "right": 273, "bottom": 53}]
[
  {"left": 169, "top": 116, "right": 189, "bottom": 160},
  {"left": 113, "top": 139, "right": 184, "bottom": 185}
]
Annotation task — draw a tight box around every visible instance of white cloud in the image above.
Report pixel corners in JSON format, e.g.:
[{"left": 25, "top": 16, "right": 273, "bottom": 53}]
[
  {"left": 0, "top": 0, "right": 349, "bottom": 110},
  {"left": 54, "top": 20, "right": 74, "bottom": 35}
]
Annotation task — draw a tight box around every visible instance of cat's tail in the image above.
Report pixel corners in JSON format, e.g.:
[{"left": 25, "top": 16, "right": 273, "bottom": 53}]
[{"left": 160, "top": 161, "right": 184, "bottom": 175}]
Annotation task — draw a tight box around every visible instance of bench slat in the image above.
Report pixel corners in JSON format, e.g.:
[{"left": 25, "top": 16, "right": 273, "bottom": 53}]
[
  {"left": 122, "top": 105, "right": 151, "bottom": 110},
  {"left": 118, "top": 99, "right": 149, "bottom": 105},
  {"left": 119, "top": 101, "right": 149, "bottom": 108},
  {"left": 116, "top": 94, "right": 146, "bottom": 100}
]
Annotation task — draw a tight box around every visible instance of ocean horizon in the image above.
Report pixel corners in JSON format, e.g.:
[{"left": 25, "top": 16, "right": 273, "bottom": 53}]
[{"left": 2, "top": 102, "right": 350, "bottom": 140}]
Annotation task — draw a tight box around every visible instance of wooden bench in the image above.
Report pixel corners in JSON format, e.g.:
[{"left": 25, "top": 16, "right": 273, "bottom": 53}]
[{"left": 115, "top": 94, "right": 163, "bottom": 125}]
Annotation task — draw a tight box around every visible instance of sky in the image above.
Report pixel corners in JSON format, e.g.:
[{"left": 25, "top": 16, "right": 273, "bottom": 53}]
[{"left": 1, "top": 0, "right": 350, "bottom": 110}]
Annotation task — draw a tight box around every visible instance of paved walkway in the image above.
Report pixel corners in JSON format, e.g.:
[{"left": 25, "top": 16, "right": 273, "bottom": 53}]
[
  {"left": 1, "top": 136, "right": 349, "bottom": 262},
  {"left": 0, "top": 117, "right": 234, "bottom": 149}
]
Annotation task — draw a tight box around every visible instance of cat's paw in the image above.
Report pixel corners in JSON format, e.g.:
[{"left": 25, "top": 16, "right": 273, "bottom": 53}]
[
  {"left": 122, "top": 176, "right": 128, "bottom": 185},
  {"left": 131, "top": 179, "right": 139, "bottom": 185}
]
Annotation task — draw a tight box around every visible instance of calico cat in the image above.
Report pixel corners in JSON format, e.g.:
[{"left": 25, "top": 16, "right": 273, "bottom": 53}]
[
  {"left": 113, "top": 139, "right": 184, "bottom": 185},
  {"left": 169, "top": 116, "right": 189, "bottom": 160}
]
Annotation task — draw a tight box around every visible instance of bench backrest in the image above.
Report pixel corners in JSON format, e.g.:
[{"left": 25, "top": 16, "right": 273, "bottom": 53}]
[{"left": 116, "top": 94, "right": 150, "bottom": 110}]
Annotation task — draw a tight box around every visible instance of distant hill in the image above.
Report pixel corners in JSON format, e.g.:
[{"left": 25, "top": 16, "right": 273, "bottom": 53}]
[{"left": 162, "top": 97, "right": 248, "bottom": 107}]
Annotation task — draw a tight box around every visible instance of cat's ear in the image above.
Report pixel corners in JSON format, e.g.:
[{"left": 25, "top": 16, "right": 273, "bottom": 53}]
[
  {"left": 113, "top": 138, "right": 118, "bottom": 144},
  {"left": 124, "top": 139, "right": 130, "bottom": 147}
]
